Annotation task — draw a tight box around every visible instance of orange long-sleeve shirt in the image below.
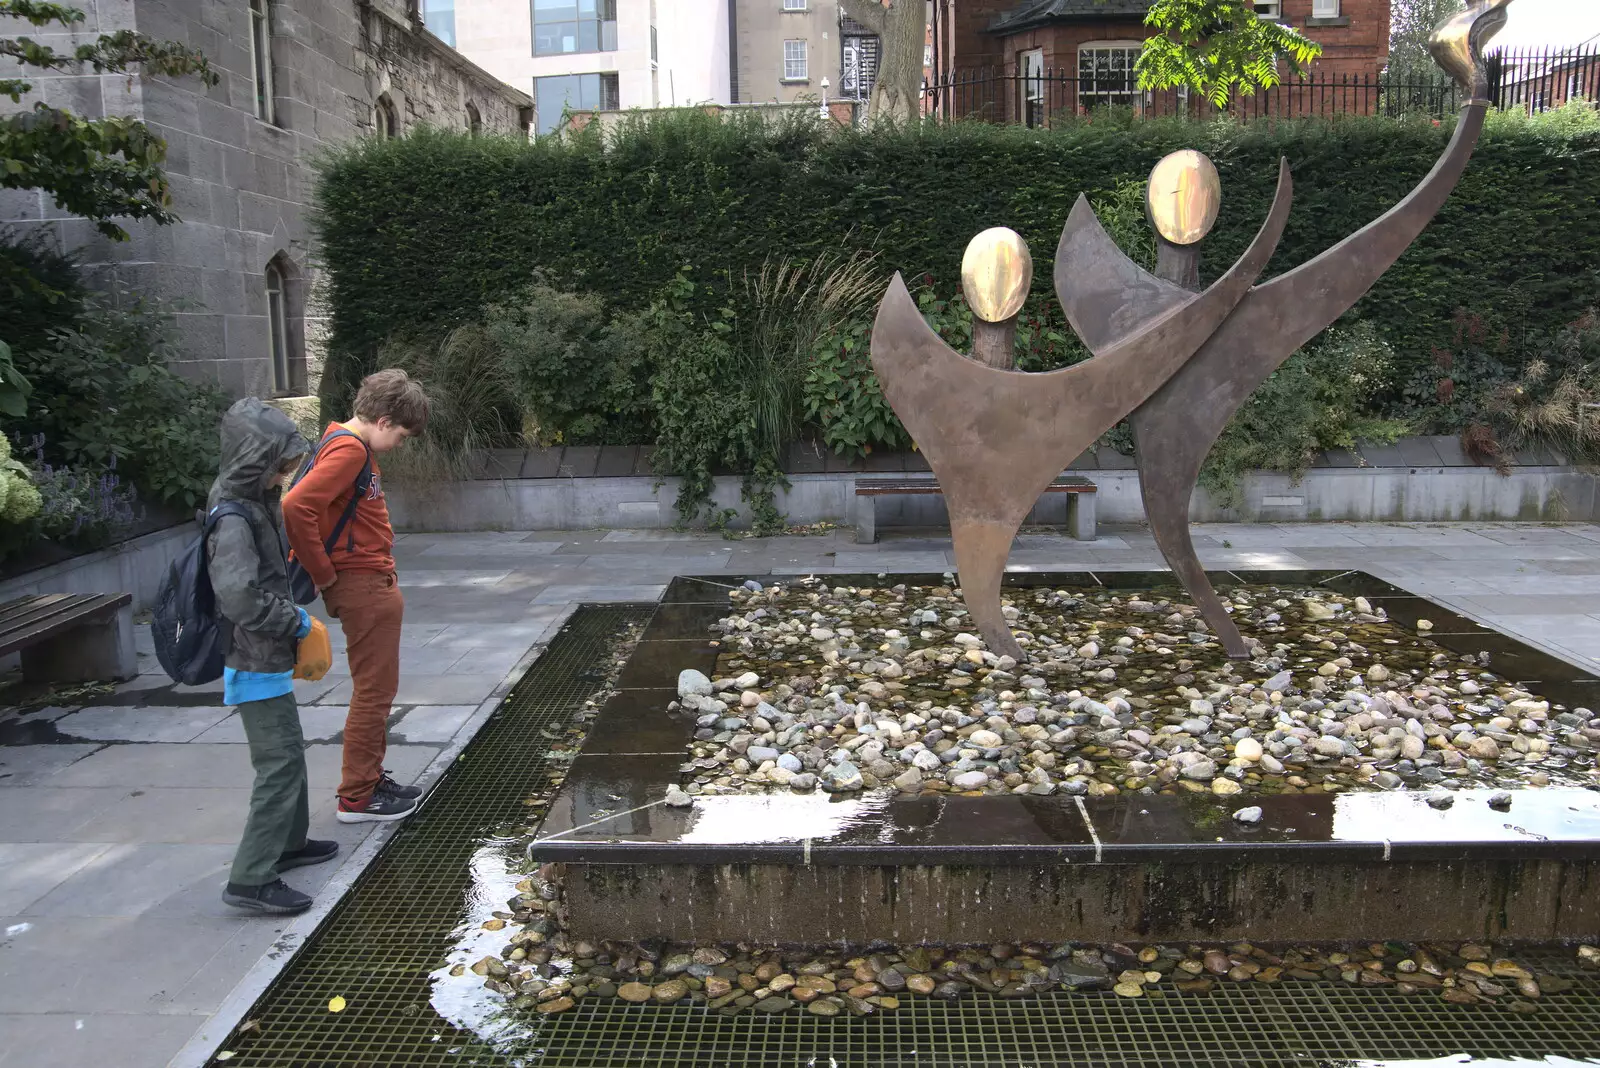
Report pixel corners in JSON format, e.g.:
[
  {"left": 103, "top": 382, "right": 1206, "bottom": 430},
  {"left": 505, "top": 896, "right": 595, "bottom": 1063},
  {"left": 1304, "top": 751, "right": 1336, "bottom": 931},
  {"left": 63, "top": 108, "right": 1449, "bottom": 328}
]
[{"left": 282, "top": 423, "right": 394, "bottom": 589}]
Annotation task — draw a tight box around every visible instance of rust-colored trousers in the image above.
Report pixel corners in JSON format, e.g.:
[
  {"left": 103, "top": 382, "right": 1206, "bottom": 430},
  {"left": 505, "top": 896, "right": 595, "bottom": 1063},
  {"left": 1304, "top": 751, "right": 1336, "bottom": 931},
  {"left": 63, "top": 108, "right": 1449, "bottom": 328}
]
[{"left": 324, "top": 570, "right": 403, "bottom": 803}]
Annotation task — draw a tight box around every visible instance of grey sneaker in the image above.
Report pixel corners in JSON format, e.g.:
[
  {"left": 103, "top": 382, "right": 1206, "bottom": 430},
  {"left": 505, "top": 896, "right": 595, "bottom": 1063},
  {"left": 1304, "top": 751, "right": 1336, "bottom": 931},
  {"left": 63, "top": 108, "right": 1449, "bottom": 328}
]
[
  {"left": 336, "top": 785, "right": 418, "bottom": 823},
  {"left": 223, "top": 878, "right": 312, "bottom": 915},
  {"left": 377, "top": 770, "right": 423, "bottom": 801}
]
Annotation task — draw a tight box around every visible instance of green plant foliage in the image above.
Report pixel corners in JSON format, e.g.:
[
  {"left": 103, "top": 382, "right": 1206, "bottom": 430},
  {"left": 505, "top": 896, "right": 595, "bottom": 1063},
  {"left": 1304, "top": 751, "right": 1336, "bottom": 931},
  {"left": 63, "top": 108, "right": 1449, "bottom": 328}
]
[
  {"left": 1135, "top": 0, "right": 1324, "bottom": 107},
  {"left": 375, "top": 324, "right": 525, "bottom": 484},
  {"left": 804, "top": 320, "right": 909, "bottom": 461},
  {"left": 1199, "top": 322, "right": 1408, "bottom": 508},
  {"left": 2, "top": 1, "right": 219, "bottom": 239},
  {"left": 483, "top": 280, "right": 657, "bottom": 446},
  {"left": 12, "top": 291, "right": 227, "bottom": 510},
  {"left": 0, "top": 236, "right": 84, "bottom": 362},
  {"left": 0, "top": 341, "right": 32, "bottom": 419}
]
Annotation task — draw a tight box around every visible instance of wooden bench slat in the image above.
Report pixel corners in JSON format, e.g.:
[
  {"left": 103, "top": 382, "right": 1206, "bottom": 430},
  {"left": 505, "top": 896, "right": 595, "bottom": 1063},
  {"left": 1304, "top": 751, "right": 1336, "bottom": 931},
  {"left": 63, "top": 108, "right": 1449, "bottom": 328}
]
[
  {"left": 0, "top": 596, "right": 99, "bottom": 639},
  {"left": 0, "top": 593, "right": 133, "bottom": 658},
  {"left": 856, "top": 475, "right": 1096, "bottom": 496},
  {"left": 0, "top": 593, "right": 77, "bottom": 628}
]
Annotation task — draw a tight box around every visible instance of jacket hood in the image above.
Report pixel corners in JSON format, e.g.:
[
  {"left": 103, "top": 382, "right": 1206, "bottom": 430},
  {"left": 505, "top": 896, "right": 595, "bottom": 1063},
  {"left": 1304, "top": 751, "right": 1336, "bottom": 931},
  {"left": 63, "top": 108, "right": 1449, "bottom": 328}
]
[{"left": 214, "top": 398, "right": 310, "bottom": 501}]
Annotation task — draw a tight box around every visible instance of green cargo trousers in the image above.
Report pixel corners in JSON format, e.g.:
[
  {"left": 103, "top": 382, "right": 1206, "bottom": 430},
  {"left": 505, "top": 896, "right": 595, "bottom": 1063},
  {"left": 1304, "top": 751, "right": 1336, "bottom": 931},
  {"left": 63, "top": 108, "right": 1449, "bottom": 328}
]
[{"left": 230, "top": 692, "right": 310, "bottom": 887}]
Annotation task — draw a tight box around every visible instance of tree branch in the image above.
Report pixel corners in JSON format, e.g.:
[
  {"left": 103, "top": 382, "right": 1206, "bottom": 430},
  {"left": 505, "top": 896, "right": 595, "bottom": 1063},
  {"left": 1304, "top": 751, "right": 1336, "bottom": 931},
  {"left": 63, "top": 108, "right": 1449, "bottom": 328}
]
[{"left": 837, "top": 0, "right": 887, "bottom": 35}]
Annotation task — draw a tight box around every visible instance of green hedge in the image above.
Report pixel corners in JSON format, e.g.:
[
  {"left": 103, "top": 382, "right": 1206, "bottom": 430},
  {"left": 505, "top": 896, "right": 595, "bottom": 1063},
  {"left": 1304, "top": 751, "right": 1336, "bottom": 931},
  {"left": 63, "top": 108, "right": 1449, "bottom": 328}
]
[{"left": 315, "top": 108, "right": 1600, "bottom": 418}]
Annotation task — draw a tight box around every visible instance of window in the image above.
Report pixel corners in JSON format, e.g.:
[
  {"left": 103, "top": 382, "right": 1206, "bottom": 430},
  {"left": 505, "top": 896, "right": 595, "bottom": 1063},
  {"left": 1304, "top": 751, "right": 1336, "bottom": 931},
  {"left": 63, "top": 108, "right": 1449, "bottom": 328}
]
[
  {"left": 1019, "top": 48, "right": 1044, "bottom": 127},
  {"left": 782, "top": 0, "right": 806, "bottom": 9},
  {"left": 466, "top": 101, "right": 482, "bottom": 135},
  {"left": 1077, "top": 44, "right": 1140, "bottom": 109},
  {"left": 374, "top": 94, "right": 398, "bottom": 138},
  {"left": 1311, "top": 0, "right": 1339, "bottom": 16},
  {"left": 534, "top": 72, "right": 619, "bottom": 133},
  {"left": 266, "top": 262, "right": 291, "bottom": 395},
  {"left": 424, "top": 0, "right": 456, "bottom": 45},
  {"left": 249, "top": 0, "right": 277, "bottom": 123},
  {"left": 533, "top": 0, "right": 617, "bottom": 56},
  {"left": 783, "top": 39, "right": 808, "bottom": 81},
  {"left": 1253, "top": 0, "right": 1281, "bottom": 17},
  {"left": 651, "top": 24, "right": 658, "bottom": 64}
]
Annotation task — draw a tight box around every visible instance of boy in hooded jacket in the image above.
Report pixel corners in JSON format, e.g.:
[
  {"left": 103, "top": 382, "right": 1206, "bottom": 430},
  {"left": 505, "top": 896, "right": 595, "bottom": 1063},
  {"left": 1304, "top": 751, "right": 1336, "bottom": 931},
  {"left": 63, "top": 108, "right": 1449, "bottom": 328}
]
[{"left": 209, "top": 398, "right": 340, "bottom": 915}]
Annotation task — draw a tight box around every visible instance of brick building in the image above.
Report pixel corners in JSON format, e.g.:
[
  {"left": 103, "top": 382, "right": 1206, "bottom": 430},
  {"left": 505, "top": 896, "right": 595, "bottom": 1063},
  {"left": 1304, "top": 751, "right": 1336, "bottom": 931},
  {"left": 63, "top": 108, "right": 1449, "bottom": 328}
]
[
  {"left": 0, "top": 0, "right": 531, "bottom": 398},
  {"left": 940, "top": 0, "right": 1390, "bottom": 123}
]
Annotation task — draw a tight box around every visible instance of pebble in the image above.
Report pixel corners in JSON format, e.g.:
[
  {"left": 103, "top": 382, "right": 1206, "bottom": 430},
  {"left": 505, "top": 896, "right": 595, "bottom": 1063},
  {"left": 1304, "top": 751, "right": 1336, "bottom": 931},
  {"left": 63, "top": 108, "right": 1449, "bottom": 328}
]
[
  {"left": 1113, "top": 981, "right": 1144, "bottom": 997},
  {"left": 618, "top": 982, "right": 653, "bottom": 1002},
  {"left": 952, "top": 771, "right": 990, "bottom": 791},
  {"left": 677, "top": 669, "right": 712, "bottom": 698},
  {"left": 1232, "top": 806, "right": 1264, "bottom": 824},
  {"left": 755, "top": 997, "right": 794, "bottom": 1013},
  {"left": 652, "top": 980, "right": 688, "bottom": 1003},
  {"left": 1212, "top": 778, "right": 1243, "bottom": 796},
  {"left": 1234, "top": 738, "right": 1264, "bottom": 762},
  {"left": 664, "top": 785, "right": 693, "bottom": 808},
  {"left": 1487, "top": 791, "right": 1512, "bottom": 811}
]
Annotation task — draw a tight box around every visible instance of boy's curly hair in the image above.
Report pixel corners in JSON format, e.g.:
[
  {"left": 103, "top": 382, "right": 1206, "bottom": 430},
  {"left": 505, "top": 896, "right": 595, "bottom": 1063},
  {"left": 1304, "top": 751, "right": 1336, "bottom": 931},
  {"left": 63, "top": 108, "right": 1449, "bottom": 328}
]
[{"left": 354, "top": 369, "right": 430, "bottom": 432}]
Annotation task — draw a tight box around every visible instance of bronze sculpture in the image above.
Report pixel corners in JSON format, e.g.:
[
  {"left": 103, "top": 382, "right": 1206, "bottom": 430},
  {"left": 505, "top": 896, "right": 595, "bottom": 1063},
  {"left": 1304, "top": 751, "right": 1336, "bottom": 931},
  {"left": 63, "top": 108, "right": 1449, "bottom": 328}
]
[{"left": 867, "top": 1, "right": 1513, "bottom": 661}]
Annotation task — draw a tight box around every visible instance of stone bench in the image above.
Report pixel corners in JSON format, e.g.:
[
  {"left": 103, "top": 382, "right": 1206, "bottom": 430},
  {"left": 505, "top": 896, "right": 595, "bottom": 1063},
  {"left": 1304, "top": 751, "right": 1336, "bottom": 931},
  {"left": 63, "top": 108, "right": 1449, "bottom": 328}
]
[
  {"left": 853, "top": 475, "right": 1097, "bottom": 545},
  {"left": 0, "top": 593, "right": 136, "bottom": 683}
]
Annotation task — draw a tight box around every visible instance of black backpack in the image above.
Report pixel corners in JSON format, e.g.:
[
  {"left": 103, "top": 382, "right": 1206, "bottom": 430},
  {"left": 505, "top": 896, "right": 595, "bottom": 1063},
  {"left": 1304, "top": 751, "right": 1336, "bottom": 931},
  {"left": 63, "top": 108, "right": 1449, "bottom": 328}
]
[
  {"left": 285, "top": 428, "right": 373, "bottom": 605},
  {"left": 152, "top": 502, "right": 251, "bottom": 686}
]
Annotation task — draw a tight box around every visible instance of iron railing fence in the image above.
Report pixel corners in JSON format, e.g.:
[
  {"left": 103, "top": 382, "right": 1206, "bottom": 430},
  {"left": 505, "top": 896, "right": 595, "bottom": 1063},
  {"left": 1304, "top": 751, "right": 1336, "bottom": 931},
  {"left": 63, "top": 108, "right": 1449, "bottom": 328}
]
[{"left": 922, "top": 45, "right": 1600, "bottom": 127}]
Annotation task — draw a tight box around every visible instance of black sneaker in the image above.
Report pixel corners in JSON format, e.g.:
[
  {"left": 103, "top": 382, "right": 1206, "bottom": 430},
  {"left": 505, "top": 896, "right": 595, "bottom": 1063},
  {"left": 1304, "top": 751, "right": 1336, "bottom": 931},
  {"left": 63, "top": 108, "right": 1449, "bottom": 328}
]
[
  {"left": 223, "top": 878, "right": 313, "bottom": 914},
  {"left": 378, "top": 770, "right": 424, "bottom": 801},
  {"left": 336, "top": 785, "right": 418, "bottom": 824},
  {"left": 277, "top": 839, "right": 340, "bottom": 871}
]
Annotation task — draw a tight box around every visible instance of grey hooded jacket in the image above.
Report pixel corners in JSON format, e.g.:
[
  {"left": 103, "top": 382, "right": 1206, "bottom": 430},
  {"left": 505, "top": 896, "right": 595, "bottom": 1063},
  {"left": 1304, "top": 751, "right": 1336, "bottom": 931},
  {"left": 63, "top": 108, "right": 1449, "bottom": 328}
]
[{"left": 205, "top": 398, "right": 311, "bottom": 675}]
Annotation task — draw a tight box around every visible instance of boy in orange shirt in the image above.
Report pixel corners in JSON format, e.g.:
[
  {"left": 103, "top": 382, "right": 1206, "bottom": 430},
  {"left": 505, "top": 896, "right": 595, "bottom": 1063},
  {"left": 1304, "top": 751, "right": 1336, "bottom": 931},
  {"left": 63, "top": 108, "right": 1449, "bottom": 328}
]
[{"left": 283, "top": 370, "right": 429, "bottom": 823}]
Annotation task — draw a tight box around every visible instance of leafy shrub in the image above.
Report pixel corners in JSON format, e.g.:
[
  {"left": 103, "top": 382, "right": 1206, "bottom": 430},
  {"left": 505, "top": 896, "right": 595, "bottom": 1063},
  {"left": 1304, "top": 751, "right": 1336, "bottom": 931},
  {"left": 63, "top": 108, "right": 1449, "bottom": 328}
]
[
  {"left": 0, "top": 434, "right": 41, "bottom": 525},
  {"left": 482, "top": 280, "right": 656, "bottom": 446},
  {"left": 1200, "top": 321, "right": 1407, "bottom": 507},
  {"left": 0, "top": 236, "right": 83, "bottom": 363},
  {"left": 803, "top": 320, "right": 909, "bottom": 460},
  {"left": 13, "top": 291, "right": 227, "bottom": 510},
  {"left": 26, "top": 439, "right": 141, "bottom": 550},
  {"left": 1458, "top": 308, "right": 1600, "bottom": 471},
  {"left": 376, "top": 324, "right": 525, "bottom": 483}
]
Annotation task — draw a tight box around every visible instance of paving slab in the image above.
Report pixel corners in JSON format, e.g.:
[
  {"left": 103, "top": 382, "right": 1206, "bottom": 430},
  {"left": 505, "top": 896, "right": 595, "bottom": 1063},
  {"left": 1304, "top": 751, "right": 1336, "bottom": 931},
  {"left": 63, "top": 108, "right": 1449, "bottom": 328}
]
[
  {"left": 50, "top": 706, "right": 233, "bottom": 744},
  {"left": 0, "top": 843, "right": 110, "bottom": 913},
  {"left": 0, "top": 1012, "right": 209, "bottom": 1068},
  {"left": 0, "top": 787, "right": 121, "bottom": 842},
  {"left": 391, "top": 705, "right": 479, "bottom": 744},
  {"left": 22, "top": 842, "right": 235, "bottom": 918},
  {"left": 0, "top": 914, "right": 254, "bottom": 1014},
  {"left": 0, "top": 744, "right": 103, "bottom": 785}
]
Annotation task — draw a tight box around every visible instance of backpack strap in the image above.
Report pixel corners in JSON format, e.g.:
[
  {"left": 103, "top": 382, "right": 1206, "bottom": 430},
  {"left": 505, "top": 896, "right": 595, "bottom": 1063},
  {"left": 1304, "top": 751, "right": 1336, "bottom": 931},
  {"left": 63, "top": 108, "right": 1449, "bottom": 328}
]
[
  {"left": 291, "top": 428, "right": 374, "bottom": 559},
  {"left": 204, "top": 501, "right": 253, "bottom": 535}
]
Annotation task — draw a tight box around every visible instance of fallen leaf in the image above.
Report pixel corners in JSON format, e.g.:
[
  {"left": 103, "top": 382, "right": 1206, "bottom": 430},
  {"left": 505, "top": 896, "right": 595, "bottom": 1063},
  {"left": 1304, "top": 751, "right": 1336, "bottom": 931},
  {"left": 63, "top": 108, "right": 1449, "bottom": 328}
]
[
  {"left": 216, "top": 1054, "right": 236, "bottom": 1062},
  {"left": 237, "top": 1019, "right": 261, "bottom": 1035},
  {"left": 328, "top": 995, "right": 347, "bottom": 1013}
]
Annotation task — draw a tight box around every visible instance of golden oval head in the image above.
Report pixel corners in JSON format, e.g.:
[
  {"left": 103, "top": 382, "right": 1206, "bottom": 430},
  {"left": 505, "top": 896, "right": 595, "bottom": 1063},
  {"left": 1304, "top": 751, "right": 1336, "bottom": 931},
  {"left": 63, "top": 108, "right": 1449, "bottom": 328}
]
[
  {"left": 1147, "top": 150, "right": 1221, "bottom": 246},
  {"left": 961, "top": 227, "right": 1032, "bottom": 323}
]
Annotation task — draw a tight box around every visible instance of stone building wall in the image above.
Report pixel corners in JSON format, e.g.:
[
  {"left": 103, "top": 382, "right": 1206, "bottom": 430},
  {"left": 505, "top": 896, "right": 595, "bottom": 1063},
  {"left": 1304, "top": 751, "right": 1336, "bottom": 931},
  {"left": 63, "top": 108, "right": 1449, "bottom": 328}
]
[{"left": 0, "top": 0, "right": 530, "bottom": 399}]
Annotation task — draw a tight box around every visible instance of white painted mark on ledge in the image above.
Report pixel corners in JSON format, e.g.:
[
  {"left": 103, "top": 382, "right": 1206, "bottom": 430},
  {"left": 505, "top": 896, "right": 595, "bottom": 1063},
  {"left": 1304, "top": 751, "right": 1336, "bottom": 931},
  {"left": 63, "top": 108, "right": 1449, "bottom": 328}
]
[
  {"left": 616, "top": 502, "right": 660, "bottom": 517},
  {"left": 1261, "top": 495, "right": 1306, "bottom": 506},
  {"left": 1073, "top": 795, "right": 1103, "bottom": 862}
]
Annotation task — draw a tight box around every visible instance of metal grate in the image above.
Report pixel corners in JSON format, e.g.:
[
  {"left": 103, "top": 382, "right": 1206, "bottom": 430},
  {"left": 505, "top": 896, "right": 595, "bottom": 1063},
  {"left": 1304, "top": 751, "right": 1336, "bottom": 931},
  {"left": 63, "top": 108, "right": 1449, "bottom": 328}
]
[{"left": 215, "top": 604, "right": 1600, "bottom": 1068}]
